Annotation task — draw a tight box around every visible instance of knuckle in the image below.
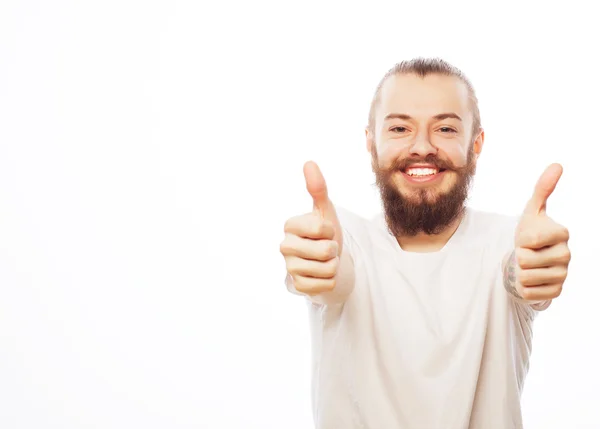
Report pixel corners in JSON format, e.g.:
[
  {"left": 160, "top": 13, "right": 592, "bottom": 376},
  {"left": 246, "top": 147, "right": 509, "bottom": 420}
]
[
  {"left": 283, "top": 217, "right": 295, "bottom": 233},
  {"left": 320, "top": 278, "right": 336, "bottom": 292},
  {"left": 327, "top": 240, "right": 339, "bottom": 257},
  {"left": 293, "top": 276, "right": 336, "bottom": 294},
  {"left": 562, "top": 247, "right": 572, "bottom": 264},
  {"left": 285, "top": 214, "right": 317, "bottom": 236},
  {"left": 517, "top": 270, "right": 530, "bottom": 286},
  {"left": 279, "top": 239, "right": 290, "bottom": 255},
  {"left": 521, "top": 287, "right": 534, "bottom": 300},
  {"left": 292, "top": 275, "right": 308, "bottom": 292},
  {"left": 317, "top": 241, "right": 336, "bottom": 260},
  {"left": 284, "top": 258, "right": 298, "bottom": 275},
  {"left": 279, "top": 234, "right": 299, "bottom": 256},
  {"left": 530, "top": 232, "right": 542, "bottom": 248},
  {"left": 323, "top": 257, "right": 340, "bottom": 277},
  {"left": 561, "top": 226, "right": 570, "bottom": 241},
  {"left": 554, "top": 284, "right": 563, "bottom": 297},
  {"left": 557, "top": 266, "right": 568, "bottom": 281},
  {"left": 519, "top": 230, "right": 535, "bottom": 247},
  {"left": 514, "top": 248, "right": 528, "bottom": 268}
]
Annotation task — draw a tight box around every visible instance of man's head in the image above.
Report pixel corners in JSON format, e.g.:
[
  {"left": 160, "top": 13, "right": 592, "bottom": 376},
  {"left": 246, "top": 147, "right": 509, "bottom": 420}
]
[{"left": 367, "top": 58, "right": 484, "bottom": 237}]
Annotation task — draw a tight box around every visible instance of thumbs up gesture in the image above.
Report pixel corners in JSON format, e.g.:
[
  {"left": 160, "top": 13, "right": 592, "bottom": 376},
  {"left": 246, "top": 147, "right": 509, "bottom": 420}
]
[
  {"left": 510, "top": 164, "right": 571, "bottom": 302},
  {"left": 280, "top": 161, "right": 345, "bottom": 295}
]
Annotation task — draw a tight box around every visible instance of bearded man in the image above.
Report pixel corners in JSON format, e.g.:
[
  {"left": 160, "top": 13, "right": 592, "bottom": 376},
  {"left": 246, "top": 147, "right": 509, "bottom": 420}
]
[{"left": 279, "top": 58, "right": 571, "bottom": 429}]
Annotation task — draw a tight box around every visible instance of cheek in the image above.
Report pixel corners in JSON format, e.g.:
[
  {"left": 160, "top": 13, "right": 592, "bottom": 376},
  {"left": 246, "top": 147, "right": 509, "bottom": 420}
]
[
  {"left": 441, "top": 144, "right": 469, "bottom": 167},
  {"left": 376, "top": 143, "right": 406, "bottom": 167}
]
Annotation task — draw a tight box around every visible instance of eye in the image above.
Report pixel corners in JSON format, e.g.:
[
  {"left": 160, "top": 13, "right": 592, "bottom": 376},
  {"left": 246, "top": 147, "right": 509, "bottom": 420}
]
[
  {"left": 439, "top": 127, "right": 457, "bottom": 133},
  {"left": 391, "top": 126, "right": 408, "bottom": 133}
]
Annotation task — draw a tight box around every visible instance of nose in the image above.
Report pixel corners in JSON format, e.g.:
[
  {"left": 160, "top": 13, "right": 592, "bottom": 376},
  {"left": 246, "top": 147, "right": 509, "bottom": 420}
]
[{"left": 409, "top": 134, "right": 437, "bottom": 158}]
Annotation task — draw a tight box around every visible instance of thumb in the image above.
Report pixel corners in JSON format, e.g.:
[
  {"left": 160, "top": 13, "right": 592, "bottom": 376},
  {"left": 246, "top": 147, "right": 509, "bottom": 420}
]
[
  {"left": 303, "top": 160, "right": 344, "bottom": 254},
  {"left": 523, "top": 163, "right": 563, "bottom": 216},
  {"left": 304, "top": 161, "right": 332, "bottom": 217}
]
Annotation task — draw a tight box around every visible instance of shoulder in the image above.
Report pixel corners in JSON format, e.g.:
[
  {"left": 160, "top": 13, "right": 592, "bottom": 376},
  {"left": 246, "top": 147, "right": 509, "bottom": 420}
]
[
  {"left": 466, "top": 207, "right": 519, "bottom": 235},
  {"left": 333, "top": 206, "right": 391, "bottom": 250},
  {"left": 463, "top": 207, "right": 520, "bottom": 251},
  {"left": 334, "top": 206, "right": 390, "bottom": 234},
  {"left": 333, "top": 205, "right": 367, "bottom": 228},
  {"left": 334, "top": 205, "right": 372, "bottom": 241}
]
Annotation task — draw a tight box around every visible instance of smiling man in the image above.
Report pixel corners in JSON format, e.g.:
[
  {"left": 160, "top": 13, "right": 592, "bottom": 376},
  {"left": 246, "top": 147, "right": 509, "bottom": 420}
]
[{"left": 279, "top": 58, "right": 571, "bottom": 428}]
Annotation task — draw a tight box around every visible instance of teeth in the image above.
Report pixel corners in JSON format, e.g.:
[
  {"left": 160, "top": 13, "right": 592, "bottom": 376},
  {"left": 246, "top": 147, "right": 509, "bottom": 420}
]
[{"left": 406, "top": 167, "right": 438, "bottom": 177}]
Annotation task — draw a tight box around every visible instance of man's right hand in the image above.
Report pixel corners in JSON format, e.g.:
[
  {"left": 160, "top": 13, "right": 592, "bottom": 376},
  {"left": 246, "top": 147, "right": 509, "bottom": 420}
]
[{"left": 280, "top": 161, "right": 344, "bottom": 295}]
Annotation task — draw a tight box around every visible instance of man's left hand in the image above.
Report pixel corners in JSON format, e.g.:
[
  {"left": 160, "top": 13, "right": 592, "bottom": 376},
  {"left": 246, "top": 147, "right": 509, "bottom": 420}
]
[{"left": 509, "top": 163, "right": 571, "bottom": 302}]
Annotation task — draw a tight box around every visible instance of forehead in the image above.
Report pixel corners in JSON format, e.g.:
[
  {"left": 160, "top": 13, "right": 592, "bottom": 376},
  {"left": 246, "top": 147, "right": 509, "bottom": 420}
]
[{"left": 378, "top": 73, "right": 471, "bottom": 119}]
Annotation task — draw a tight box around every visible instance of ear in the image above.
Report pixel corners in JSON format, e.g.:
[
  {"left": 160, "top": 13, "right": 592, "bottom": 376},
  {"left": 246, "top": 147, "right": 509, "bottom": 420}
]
[
  {"left": 365, "top": 127, "right": 374, "bottom": 154},
  {"left": 472, "top": 128, "right": 484, "bottom": 159}
]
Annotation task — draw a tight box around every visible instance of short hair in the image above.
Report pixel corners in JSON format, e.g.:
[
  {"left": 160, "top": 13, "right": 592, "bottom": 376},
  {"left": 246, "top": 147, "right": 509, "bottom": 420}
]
[{"left": 367, "top": 57, "right": 481, "bottom": 140}]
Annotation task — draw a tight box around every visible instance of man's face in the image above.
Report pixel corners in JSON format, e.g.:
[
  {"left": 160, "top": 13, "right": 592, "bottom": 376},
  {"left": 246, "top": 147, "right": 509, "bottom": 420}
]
[{"left": 368, "top": 73, "right": 484, "bottom": 236}]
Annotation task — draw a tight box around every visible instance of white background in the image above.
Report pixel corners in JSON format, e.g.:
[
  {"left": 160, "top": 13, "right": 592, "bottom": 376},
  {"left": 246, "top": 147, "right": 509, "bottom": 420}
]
[{"left": 0, "top": 1, "right": 598, "bottom": 428}]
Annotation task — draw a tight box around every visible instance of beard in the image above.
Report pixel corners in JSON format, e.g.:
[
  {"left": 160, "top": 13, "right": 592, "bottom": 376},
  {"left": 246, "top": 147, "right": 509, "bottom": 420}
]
[{"left": 371, "top": 144, "right": 476, "bottom": 237}]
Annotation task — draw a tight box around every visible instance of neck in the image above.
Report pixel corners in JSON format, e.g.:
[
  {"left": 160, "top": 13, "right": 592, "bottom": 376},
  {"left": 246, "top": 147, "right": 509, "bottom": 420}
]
[{"left": 396, "top": 210, "right": 465, "bottom": 253}]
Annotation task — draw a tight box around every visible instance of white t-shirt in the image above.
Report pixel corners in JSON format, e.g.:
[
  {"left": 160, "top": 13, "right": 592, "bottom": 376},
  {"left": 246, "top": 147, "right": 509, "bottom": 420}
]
[{"left": 286, "top": 206, "right": 550, "bottom": 429}]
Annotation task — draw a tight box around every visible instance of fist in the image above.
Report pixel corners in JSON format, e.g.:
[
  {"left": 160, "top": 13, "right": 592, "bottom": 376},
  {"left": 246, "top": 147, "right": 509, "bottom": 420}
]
[
  {"left": 280, "top": 161, "right": 343, "bottom": 295},
  {"left": 513, "top": 163, "right": 571, "bottom": 301}
]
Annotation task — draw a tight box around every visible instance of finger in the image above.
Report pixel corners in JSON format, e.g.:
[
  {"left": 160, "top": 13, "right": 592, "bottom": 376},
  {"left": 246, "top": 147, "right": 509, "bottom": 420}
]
[
  {"left": 283, "top": 214, "right": 335, "bottom": 240},
  {"left": 523, "top": 163, "right": 563, "bottom": 215},
  {"left": 515, "top": 243, "right": 571, "bottom": 269},
  {"left": 280, "top": 234, "right": 338, "bottom": 261},
  {"left": 290, "top": 274, "right": 336, "bottom": 295},
  {"left": 518, "top": 266, "right": 568, "bottom": 287},
  {"left": 285, "top": 255, "right": 339, "bottom": 279},
  {"left": 516, "top": 222, "right": 569, "bottom": 249},
  {"left": 520, "top": 283, "right": 563, "bottom": 301},
  {"left": 303, "top": 161, "right": 330, "bottom": 215}
]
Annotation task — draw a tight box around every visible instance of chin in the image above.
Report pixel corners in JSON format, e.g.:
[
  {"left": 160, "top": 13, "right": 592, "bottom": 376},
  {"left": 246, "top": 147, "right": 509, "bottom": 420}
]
[
  {"left": 394, "top": 174, "right": 455, "bottom": 198},
  {"left": 414, "top": 189, "right": 445, "bottom": 205}
]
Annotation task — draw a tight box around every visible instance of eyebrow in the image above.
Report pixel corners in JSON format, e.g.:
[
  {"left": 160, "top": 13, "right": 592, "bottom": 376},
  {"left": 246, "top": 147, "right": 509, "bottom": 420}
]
[{"left": 384, "top": 112, "right": 462, "bottom": 122}]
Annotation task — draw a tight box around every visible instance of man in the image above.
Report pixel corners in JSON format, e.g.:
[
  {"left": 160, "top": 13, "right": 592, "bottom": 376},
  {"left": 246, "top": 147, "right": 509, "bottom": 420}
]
[{"left": 279, "top": 58, "right": 571, "bottom": 428}]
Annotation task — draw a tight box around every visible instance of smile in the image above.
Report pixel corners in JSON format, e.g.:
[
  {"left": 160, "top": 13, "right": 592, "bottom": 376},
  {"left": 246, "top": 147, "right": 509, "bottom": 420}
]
[{"left": 400, "top": 165, "right": 447, "bottom": 183}]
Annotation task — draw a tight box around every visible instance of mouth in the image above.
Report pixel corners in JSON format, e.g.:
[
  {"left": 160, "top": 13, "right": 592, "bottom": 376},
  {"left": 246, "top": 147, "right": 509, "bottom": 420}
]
[{"left": 400, "top": 165, "right": 447, "bottom": 183}]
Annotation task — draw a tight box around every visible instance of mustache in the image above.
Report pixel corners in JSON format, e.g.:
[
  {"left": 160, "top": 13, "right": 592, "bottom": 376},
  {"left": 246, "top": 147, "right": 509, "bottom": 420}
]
[{"left": 389, "top": 154, "right": 460, "bottom": 172}]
